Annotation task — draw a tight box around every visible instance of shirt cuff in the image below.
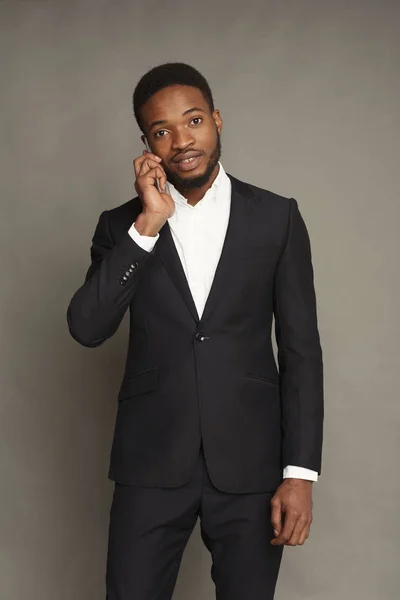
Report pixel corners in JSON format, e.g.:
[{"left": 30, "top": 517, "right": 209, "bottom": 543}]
[
  {"left": 283, "top": 466, "right": 319, "bottom": 482},
  {"left": 128, "top": 222, "right": 160, "bottom": 252}
]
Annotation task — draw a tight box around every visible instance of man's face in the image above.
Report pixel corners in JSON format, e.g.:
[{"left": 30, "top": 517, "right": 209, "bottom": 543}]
[{"left": 140, "top": 85, "right": 222, "bottom": 190}]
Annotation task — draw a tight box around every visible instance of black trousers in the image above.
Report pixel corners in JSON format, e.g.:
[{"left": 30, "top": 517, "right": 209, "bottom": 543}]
[{"left": 106, "top": 444, "right": 284, "bottom": 599}]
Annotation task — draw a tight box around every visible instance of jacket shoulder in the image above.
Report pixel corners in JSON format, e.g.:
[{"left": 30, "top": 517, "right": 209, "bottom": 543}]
[
  {"left": 228, "top": 173, "right": 292, "bottom": 215},
  {"left": 99, "top": 197, "right": 142, "bottom": 240},
  {"left": 106, "top": 196, "right": 142, "bottom": 222}
]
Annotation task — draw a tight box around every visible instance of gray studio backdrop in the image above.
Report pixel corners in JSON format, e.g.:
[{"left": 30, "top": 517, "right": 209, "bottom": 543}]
[{"left": 1, "top": 1, "right": 399, "bottom": 599}]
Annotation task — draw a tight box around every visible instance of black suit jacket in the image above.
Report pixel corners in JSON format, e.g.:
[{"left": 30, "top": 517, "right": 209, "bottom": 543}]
[{"left": 67, "top": 174, "right": 323, "bottom": 493}]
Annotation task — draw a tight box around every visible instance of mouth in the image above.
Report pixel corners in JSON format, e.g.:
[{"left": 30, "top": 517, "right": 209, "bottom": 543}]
[{"left": 173, "top": 153, "right": 202, "bottom": 172}]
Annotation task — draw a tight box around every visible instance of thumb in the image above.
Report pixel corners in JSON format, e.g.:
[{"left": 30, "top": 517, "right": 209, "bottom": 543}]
[{"left": 271, "top": 496, "right": 282, "bottom": 537}]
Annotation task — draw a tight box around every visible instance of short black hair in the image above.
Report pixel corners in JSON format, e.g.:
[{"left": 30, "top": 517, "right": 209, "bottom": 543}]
[{"left": 133, "top": 62, "right": 214, "bottom": 133}]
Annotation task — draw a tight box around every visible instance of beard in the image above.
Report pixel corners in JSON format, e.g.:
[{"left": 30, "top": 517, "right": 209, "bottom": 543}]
[{"left": 163, "top": 131, "right": 222, "bottom": 191}]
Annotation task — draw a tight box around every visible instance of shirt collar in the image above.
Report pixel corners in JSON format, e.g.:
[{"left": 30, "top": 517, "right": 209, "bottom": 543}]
[{"left": 166, "top": 162, "right": 226, "bottom": 208}]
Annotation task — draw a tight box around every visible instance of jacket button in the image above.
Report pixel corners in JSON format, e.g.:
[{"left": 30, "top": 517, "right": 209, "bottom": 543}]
[{"left": 195, "top": 332, "right": 209, "bottom": 342}]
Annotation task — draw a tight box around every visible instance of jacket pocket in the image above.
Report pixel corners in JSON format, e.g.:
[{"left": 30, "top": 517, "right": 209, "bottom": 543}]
[
  {"left": 118, "top": 367, "right": 159, "bottom": 401},
  {"left": 241, "top": 373, "right": 279, "bottom": 387}
]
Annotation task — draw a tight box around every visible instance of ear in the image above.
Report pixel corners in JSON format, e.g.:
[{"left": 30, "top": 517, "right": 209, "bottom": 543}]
[{"left": 212, "top": 109, "right": 223, "bottom": 135}]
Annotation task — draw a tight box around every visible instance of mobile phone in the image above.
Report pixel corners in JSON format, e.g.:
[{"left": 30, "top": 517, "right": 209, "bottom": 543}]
[{"left": 143, "top": 137, "right": 161, "bottom": 192}]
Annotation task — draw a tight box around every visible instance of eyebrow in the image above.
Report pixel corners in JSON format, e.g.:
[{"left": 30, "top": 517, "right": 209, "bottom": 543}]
[{"left": 149, "top": 107, "right": 207, "bottom": 131}]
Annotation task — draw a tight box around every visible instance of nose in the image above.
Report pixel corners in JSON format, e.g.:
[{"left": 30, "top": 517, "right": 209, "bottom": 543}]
[{"left": 171, "top": 128, "right": 195, "bottom": 150}]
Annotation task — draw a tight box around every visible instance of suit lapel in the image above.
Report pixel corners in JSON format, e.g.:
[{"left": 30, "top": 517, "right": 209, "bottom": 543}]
[
  {"left": 200, "top": 174, "right": 255, "bottom": 324},
  {"left": 154, "top": 174, "right": 256, "bottom": 325},
  {"left": 155, "top": 222, "right": 200, "bottom": 322}
]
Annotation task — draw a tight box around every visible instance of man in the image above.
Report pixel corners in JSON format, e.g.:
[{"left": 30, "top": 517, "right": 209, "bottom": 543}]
[{"left": 67, "top": 62, "right": 324, "bottom": 600}]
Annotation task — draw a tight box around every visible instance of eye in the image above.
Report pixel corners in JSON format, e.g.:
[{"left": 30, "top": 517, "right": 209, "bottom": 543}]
[
  {"left": 190, "top": 117, "right": 202, "bottom": 126},
  {"left": 155, "top": 130, "right": 168, "bottom": 139}
]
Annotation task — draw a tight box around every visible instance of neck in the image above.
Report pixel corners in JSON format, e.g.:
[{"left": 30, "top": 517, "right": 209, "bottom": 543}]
[{"left": 175, "top": 163, "right": 220, "bottom": 207}]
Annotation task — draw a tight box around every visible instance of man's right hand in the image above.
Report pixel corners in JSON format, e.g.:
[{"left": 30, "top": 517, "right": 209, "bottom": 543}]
[{"left": 133, "top": 150, "right": 175, "bottom": 237}]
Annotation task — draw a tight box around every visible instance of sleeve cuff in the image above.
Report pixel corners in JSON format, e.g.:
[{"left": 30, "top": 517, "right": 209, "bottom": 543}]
[
  {"left": 283, "top": 465, "right": 319, "bottom": 482},
  {"left": 128, "top": 222, "right": 160, "bottom": 252}
]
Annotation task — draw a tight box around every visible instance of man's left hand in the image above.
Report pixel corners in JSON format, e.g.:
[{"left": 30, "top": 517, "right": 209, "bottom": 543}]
[{"left": 270, "top": 479, "right": 313, "bottom": 546}]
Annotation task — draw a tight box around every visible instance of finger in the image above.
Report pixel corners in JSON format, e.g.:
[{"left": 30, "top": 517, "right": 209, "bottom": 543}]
[
  {"left": 270, "top": 496, "right": 282, "bottom": 539},
  {"left": 137, "top": 157, "right": 158, "bottom": 177},
  {"left": 285, "top": 515, "right": 309, "bottom": 546},
  {"left": 152, "top": 166, "right": 167, "bottom": 193},
  {"left": 138, "top": 157, "right": 165, "bottom": 179},
  {"left": 271, "top": 511, "right": 297, "bottom": 546},
  {"left": 297, "top": 525, "right": 310, "bottom": 546},
  {"left": 138, "top": 166, "right": 166, "bottom": 190},
  {"left": 133, "top": 153, "right": 162, "bottom": 177},
  {"left": 133, "top": 155, "right": 147, "bottom": 178},
  {"left": 157, "top": 168, "right": 167, "bottom": 193},
  {"left": 142, "top": 151, "right": 162, "bottom": 164}
]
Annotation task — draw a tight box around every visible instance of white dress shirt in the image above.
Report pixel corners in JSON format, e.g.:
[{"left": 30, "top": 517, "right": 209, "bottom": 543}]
[{"left": 128, "top": 162, "right": 318, "bottom": 482}]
